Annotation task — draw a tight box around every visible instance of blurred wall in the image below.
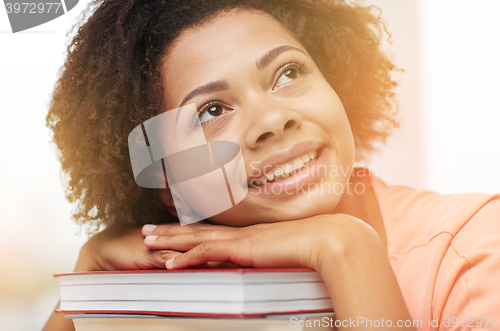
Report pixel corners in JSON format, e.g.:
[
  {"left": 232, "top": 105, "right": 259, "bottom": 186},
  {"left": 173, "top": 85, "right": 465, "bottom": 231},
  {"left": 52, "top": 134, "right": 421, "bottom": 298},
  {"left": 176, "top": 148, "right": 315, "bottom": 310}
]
[
  {"left": 367, "top": 0, "right": 500, "bottom": 194},
  {"left": 418, "top": 0, "right": 500, "bottom": 194}
]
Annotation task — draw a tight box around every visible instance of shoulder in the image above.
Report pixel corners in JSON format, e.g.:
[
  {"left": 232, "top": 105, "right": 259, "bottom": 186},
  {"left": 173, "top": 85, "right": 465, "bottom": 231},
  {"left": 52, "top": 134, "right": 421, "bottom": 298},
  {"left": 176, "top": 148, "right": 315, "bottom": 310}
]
[
  {"left": 368, "top": 169, "right": 500, "bottom": 252},
  {"left": 451, "top": 197, "right": 500, "bottom": 261},
  {"left": 468, "top": 197, "right": 500, "bottom": 221},
  {"left": 362, "top": 170, "right": 500, "bottom": 318},
  {"left": 450, "top": 197, "right": 500, "bottom": 252}
]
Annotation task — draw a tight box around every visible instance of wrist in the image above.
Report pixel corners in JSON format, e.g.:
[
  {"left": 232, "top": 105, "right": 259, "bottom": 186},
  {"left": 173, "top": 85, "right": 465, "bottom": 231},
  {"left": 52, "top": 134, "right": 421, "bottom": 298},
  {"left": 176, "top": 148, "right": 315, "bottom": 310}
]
[{"left": 312, "top": 214, "right": 384, "bottom": 274}]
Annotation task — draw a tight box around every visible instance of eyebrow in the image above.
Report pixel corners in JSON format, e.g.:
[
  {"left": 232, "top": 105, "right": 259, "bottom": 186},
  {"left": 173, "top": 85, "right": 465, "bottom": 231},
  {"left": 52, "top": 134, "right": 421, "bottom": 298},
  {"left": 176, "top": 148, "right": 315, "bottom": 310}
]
[
  {"left": 177, "top": 45, "right": 306, "bottom": 108},
  {"left": 179, "top": 80, "right": 230, "bottom": 108},
  {"left": 256, "top": 45, "right": 307, "bottom": 70}
]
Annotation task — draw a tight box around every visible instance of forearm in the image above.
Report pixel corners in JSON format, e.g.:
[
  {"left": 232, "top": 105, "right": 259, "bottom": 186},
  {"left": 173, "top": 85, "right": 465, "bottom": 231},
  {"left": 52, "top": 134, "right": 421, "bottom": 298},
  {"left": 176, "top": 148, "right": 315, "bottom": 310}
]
[
  {"left": 42, "top": 226, "right": 173, "bottom": 330},
  {"left": 42, "top": 233, "right": 107, "bottom": 331},
  {"left": 316, "top": 220, "right": 414, "bottom": 330},
  {"left": 42, "top": 301, "right": 75, "bottom": 331}
]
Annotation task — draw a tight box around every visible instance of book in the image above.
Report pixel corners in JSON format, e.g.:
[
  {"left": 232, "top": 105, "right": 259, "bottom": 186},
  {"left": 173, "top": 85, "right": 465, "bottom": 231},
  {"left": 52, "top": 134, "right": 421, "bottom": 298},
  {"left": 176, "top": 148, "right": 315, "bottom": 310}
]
[
  {"left": 67, "top": 313, "right": 336, "bottom": 331},
  {"left": 55, "top": 268, "right": 332, "bottom": 317}
]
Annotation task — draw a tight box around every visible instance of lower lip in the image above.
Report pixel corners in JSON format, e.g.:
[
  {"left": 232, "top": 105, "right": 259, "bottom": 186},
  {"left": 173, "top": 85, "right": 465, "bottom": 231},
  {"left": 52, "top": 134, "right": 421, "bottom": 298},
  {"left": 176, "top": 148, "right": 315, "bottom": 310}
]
[{"left": 248, "top": 147, "right": 329, "bottom": 196}]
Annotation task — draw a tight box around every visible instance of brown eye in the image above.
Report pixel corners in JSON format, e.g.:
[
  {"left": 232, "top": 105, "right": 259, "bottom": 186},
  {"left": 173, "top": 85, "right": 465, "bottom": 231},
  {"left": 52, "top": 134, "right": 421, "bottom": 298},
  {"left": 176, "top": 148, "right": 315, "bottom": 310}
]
[
  {"left": 198, "top": 102, "right": 231, "bottom": 124},
  {"left": 284, "top": 68, "right": 299, "bottom": 80},
  {"left": 275, "top": 65, "right": 301, "bottom": 88},
  {"left": 207, "top": 105, "right": 223, "bottom": 116}
]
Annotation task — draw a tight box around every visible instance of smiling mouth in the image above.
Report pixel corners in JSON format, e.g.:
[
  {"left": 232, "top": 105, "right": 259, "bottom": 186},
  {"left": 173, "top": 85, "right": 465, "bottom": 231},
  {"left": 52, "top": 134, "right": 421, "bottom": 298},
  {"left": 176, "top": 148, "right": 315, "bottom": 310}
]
[{"left": 250, "top": 149, "right": 319, "bottom": 187}]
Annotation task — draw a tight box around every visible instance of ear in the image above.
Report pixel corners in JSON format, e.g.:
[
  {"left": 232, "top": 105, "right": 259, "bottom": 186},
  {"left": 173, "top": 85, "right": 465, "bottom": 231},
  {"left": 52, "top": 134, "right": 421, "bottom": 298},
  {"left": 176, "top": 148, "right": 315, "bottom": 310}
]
[{"left": 157, "top": 187, "right": 178, "bottom": 218}]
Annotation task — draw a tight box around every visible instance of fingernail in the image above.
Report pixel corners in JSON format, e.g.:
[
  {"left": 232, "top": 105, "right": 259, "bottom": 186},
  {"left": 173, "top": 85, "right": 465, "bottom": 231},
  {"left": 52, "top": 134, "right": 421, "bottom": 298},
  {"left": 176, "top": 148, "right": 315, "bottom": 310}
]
[
  {"left": 143, "top": 224, "right": 157, "bottom": 234},
  {"left": 145, "top": 235, "right": 158, "bottom": 242},
  {"left": 166, "top": 258, "right": 175, "bottom": 269}
]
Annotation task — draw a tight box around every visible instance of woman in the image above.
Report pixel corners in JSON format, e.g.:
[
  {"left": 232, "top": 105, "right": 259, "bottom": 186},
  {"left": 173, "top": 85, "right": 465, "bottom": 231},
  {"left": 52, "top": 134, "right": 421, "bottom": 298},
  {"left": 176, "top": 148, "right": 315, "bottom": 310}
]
[{"left": 44, "top": 0, "right": 500, "bottom": 330}]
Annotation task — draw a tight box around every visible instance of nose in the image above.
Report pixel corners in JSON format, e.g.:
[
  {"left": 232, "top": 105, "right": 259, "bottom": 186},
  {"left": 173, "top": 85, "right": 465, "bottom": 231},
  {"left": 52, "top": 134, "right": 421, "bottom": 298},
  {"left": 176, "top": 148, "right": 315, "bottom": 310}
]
[{"left": 245, "top": 104, "right": 302, "bottom": 148}]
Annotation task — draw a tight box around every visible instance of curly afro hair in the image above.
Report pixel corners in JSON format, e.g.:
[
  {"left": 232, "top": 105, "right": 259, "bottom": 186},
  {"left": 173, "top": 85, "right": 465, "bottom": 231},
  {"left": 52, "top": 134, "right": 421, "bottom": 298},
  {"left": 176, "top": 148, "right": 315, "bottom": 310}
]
[{"left": 47, "top": 0, "right": 399, "bottom": 234}]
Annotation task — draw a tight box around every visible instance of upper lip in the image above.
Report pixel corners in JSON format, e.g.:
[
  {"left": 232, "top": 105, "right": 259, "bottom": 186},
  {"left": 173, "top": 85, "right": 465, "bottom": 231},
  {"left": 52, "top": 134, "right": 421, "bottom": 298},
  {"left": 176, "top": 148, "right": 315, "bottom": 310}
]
[{"left": 247, "top": 140, "right": 323, "bottom": 185}]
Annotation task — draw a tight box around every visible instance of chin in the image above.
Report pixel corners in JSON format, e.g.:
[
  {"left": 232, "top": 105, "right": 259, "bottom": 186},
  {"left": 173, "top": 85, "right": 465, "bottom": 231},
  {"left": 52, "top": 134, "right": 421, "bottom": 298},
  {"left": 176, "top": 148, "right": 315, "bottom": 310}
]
[{"left": 209, "top": 190, "right": 342, "bottom": 226}]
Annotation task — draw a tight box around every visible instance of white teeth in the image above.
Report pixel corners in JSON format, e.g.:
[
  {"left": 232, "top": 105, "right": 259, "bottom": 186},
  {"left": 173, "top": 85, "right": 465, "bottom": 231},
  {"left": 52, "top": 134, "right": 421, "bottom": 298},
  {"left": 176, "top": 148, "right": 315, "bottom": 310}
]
[
  {"left": 274, "top": 167, "right": 283, "bottom": 177},
  {"left": 265, "top": 172, "right": 274, "bottom": 181},
  {"left": 282, "top": 162, "right": 295, "bottom": 174},
  {"left": 292, "top": 157, "right": 304, "bottom": 170},
  {"left": 251, "top": 149, "right": 319, "bottom": 186}
]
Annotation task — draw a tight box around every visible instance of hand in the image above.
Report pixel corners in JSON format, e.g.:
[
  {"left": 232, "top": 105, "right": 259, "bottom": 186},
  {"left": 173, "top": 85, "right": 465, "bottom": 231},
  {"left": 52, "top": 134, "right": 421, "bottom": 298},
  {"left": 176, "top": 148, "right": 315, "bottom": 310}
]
[
  {"left": 75, "top": 226, "right": 181, "bottom": 271},
  {"left": 141, "top": 214, "right": 362, "bottom": 271}
]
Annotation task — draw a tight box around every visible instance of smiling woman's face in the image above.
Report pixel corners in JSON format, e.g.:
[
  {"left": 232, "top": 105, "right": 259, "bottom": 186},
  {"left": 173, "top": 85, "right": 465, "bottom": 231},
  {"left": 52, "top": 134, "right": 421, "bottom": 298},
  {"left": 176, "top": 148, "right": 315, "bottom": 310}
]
[{"left": 161, "top": 9, "right": 355, "bottom": 226}]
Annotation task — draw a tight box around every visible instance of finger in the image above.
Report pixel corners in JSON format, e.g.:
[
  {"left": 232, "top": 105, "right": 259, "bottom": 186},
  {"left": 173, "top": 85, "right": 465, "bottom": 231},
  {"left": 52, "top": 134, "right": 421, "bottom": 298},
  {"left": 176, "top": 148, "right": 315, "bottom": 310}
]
[
  {"left": 142, "top": 221, "right": 226, "bottom": 236},
  {"left": 142, "top": 224, "right": 160, "bottom": 236},
  {"left": 145, "top": 250, "right": 183, "bottom": 269},
  {"left": 165, "top": 240, "right": 252, "bottom": 270},
  {"left": 144, "top": 229, "right": 236, "bottom": 251},
  {"left": 142, "top": 223, "right": 183, "bottom": 236}
]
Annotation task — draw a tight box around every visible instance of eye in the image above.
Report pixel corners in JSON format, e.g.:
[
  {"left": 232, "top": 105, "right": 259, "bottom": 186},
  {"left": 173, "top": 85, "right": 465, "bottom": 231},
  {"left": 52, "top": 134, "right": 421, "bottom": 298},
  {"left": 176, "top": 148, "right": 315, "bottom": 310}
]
[
  {"left": 198, "top": 101, "right": 232, "bottom": 124},
  {"left": 274, "top": 62, "right": 306, "bottom": 90}
]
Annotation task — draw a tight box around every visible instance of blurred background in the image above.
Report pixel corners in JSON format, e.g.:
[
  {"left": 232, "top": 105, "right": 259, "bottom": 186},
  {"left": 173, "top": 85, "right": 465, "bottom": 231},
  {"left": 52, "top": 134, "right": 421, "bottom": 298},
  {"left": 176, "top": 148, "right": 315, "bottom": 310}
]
[{"left": 1, "top": 0, "right": 499, "bottom": 330}]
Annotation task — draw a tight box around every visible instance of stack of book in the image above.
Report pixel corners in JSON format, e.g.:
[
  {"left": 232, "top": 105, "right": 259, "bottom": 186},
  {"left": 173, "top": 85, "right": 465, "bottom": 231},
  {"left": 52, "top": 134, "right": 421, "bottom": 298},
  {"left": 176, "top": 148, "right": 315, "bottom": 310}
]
[{"left": 55, "top": 268, "right": 334, "bottom": 330}]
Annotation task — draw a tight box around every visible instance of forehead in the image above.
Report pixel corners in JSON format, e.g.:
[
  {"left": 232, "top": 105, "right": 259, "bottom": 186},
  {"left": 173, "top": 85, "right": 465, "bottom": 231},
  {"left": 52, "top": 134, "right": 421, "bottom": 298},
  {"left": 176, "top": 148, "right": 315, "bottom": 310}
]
[{"left": 161, "top": 9, "right": 304, "bottom": 107}]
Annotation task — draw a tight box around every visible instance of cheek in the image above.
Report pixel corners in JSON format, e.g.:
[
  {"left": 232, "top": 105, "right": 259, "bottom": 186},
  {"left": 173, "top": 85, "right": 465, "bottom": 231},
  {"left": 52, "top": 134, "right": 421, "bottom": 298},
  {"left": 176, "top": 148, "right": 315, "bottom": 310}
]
[
  {"left": 302, "top": 86, "right": 352, "bottom": 139},
  {"left": 203, "top": 124, "right": 241, "bottom": 144},
  {"left": 302, "top": 86, "right": 355, "bottom": 167},
  {"left": 330, "top": 96, "right": 355, "bottom": 148},
  {"left": 328, "top": 99, "right": 355, "bottom": 168}
]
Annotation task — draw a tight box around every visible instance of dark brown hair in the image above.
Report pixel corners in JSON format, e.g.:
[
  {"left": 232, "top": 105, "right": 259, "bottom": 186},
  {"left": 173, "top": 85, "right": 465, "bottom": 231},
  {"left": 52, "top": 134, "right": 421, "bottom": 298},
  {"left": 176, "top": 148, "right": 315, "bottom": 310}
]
[{"left": 47, "top": 0, "right": 398, "bottom": 234}]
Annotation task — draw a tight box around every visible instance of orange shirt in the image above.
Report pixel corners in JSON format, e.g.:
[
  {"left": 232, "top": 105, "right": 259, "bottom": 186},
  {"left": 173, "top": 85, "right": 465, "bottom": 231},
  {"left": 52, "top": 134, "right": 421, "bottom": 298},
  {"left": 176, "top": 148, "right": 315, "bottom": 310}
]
[{"left": 370, "top": 174, "right": 500, "bottom": 330}]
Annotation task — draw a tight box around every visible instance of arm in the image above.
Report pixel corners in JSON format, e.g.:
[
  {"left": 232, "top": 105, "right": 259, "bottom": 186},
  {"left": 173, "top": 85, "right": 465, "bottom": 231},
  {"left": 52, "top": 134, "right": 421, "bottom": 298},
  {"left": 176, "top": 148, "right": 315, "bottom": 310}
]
[
  {"left": 42, "top": 239, "right": 97, "bottom": 331},
  {"left": 42, "top": 226, "right": 180, "bottom": 331},
  {"left": 43, "top": 302, "right": 75, "bottom": 331},
  {"left": 143, "top": 215, "right": 415, "bottom": 330},
  {"left": 317, "top": 217, "right": 413, "bottom": 329}
]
